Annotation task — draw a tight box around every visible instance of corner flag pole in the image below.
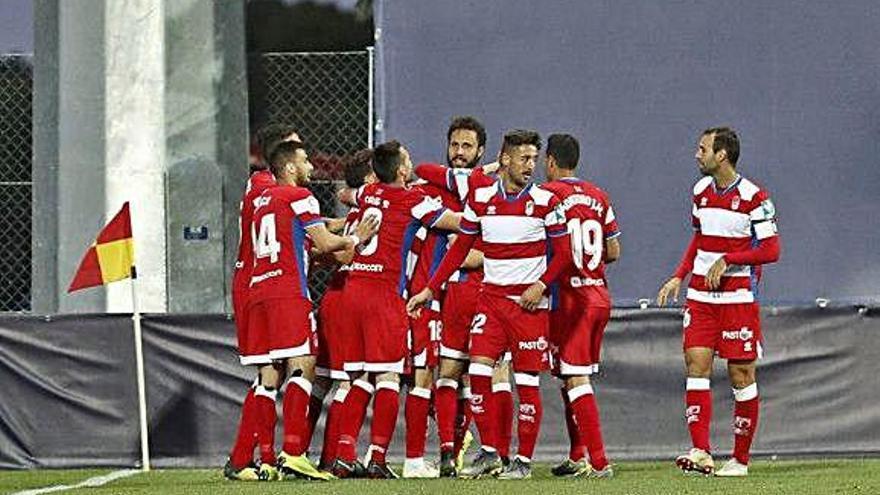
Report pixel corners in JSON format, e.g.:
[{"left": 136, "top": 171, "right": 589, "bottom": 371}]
[{"left": 130, "top": 266, "right": 151, "bottom": 471}]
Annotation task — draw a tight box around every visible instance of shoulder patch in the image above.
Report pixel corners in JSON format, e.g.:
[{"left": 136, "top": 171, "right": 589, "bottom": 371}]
[
  {"left": 736, "top": 177, "right": 761, "bottom": 201},
  {"left": 529, "top": 186, "right": 557, "bottom": 206},
  {"left": 693, "top": 176, "right": 713, "bottom": 195}
]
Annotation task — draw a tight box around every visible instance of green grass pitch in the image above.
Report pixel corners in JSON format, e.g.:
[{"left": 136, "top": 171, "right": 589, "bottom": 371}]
[{"left": 2, "top": 459, "right": 879, "bottom": 495}]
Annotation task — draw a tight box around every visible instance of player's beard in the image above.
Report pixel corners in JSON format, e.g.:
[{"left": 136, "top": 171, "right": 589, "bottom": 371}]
[
  {"left": 447, "top": 152, "right": 481, "bottom": 169},
  {"left": 697, "top": 160, "right": 715, "bottom": 176}
]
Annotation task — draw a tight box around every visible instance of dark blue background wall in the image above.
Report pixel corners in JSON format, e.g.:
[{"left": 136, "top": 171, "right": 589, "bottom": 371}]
[{"left": 375, "top": 0, "right": 880, "bottom": 305}]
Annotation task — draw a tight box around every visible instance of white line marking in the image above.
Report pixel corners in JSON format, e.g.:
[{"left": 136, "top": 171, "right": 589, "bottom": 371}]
[{"left": 11, "top": 469, "right": 142, "bottom": 495}]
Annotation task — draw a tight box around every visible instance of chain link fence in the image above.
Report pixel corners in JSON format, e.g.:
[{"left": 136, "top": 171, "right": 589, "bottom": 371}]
[
  {"left": 250, "top": 50, "right": 372, "bottom": 299},
  {"left": 0, "top": 55, "right": 32, "bottom": 312}
]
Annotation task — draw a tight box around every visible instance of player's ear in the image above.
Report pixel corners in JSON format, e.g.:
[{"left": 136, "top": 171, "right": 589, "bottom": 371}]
[
  {"left": 476, "top": 145, "right": 485, "bottom": 162},
  {"left": 500, "top": 151, "right": 510, "bottom": 167}
]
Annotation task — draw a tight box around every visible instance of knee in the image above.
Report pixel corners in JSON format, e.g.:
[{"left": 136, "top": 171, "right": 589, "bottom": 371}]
[{"left": 728, "top": 366, "right": 756, "bottom": 389}]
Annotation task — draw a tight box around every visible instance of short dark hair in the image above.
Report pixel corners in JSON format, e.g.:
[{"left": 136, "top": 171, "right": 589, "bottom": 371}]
[
  {"left": 546, "top": 134, "right": 579, "bottom": 170},
  {"left": 343, "top": 148, "right": 374, "bottom": 188},
  {"left": 372, "top": 140, "right": 403, "bottom": 184},
  {"left": 501, "top": 129, "right": 541, "bottom": 154},
  {"left": 447, "top": 116, "right": 487, "bottom": 147},
  {"left": 703, "top": 126, "right": 740, "bottom": 165},
  {"left": 268, "top": 140, "right": 305, "bottom": 178},
  {"left": 255, "top": 123, "right": 299, "bottom": 164}
]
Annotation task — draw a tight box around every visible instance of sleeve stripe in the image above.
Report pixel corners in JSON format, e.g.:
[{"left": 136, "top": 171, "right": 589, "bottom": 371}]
[
  {"left": 426, "top": 208, "right": 448, "bottom": 228},
  {"left": 302, "top": 218, "right": 325, "bottom": 228},
  {"left": 605, "top": 230, "right": 622, "bottom": 240}
]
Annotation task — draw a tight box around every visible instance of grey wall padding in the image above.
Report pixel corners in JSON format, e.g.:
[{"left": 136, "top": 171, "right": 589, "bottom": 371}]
[
  {"left": 1, "top": 308, "right": 877, "bottom": 468},
  {"left": 373, "top": 0, "right": 880, "bottom": 305}
]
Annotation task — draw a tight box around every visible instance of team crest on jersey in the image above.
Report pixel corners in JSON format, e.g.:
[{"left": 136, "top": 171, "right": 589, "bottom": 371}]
[
  {"left": 731, "top": 196, "right": 740, "bottom": 210},
  {"left": 487, "top": 205, "right": 496, "bottom": 215},
  {"left": 525, "top": 200, "right": 534, "bottom": 216},
  {"left": 700, "top": 197, "right": 708, "bottom": 206}
]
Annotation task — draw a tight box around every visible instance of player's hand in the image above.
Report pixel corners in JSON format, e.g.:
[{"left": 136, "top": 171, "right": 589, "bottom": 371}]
[
  {"left": 482, "top": 161, "right": 501, "bottom": 174},
  {"left": 518, "top": 281, "right": 546, "bottom": 312},
  {"left": 706, "top": 257, "right": 728, "bottom": 290},
  {"left": 656, "top": 277, "right": 682, "bottom": 307},
  {"left": 406, "top": 288, "right": 434, "bottom": 318},
  {"left": 353, "top": 214, "right": 380, "bottom": 244}
]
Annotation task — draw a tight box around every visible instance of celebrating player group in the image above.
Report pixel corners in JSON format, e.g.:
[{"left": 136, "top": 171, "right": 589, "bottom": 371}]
[{"left": 223, "top": 118, "right": 780, "bottom": 482}]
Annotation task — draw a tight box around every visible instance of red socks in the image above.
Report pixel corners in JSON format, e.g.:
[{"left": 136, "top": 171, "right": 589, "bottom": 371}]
[
  {"left": 685, "top": 377, "right": 712, "bottom": 452},
  {"left": 467, "top": 364, "right": 497, "bottom": 450},
  {"left": 435, "top": 378, "right": 459, "bottom": 452},
  {"left": 319, "top": 387, "right": 347, "bottom": 466},
  {"left": 732, "top": 383, "right": 759, "bottom": 464},
  {"left": 229, "top": 383, "right": 259, "bottom": 468},
  {"left": 405, "top": 386, "right": 432, "bottom": 459},
  {"left": 336, "top": 379, "right": 374, "bottom": 462},
  {"left": 254, "top": 385, "right": 278, "bottom": 465},
  {"left": 561, "top": 387, "right": 585, "bottom": 461},
  {"left": 493, "top": 383, "right": 514, "bottom": 459},
  {"left": 514, "top": 373, "right": 542, "bottom": 460},
  {"left": 368, "top": 381, "right": 401, "bottom": 464},
  {"left": 568, "top": 383, "right": 608, "bottom": 470},
  {"left": 281, "top": 376, "right": 312, "bottom": 455}
]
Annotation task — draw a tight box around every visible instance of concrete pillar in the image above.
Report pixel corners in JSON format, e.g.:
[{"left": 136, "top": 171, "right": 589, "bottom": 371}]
[{"left": 32, "top": 0, "right": 247, "bottom": 313}]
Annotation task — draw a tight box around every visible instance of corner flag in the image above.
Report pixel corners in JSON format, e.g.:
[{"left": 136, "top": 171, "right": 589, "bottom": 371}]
[{"left": 68, "top": 202, "right": 136, "bottom": 292}]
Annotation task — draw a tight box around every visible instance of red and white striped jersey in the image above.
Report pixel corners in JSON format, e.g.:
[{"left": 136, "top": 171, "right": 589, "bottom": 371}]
[
  {"left": 233, "top": 169, "right": 276, "bottom": 292},
  {"left": 460, "top": 180, "right": 567, "bottom": 300},
  {"left": 249, "top": 185, "right": 324, "bottom": 302},
  {"left": 687, "top": 175, "right": 778, "bottom": 304},
  {"left": 542, "top": 177, "right": 620, "bottom": 305},
  {"left": 348, "top": 182, "right": 448, "bottom": 297}
]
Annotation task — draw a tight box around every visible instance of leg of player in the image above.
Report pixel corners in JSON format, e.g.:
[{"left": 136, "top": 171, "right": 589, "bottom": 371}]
[
  {"left": 277, "top": 355, "right": 333, "bottom": 480},
  {"left": 435, "top": 358, "right": 467, "bottom": 476},
  {"left": 224, "top": 376, "right": 261, "bottom": 481},
  {"left": 716, "top": 360, "right": 758, "bottom": 477},
  {"left": 452, "top": 371, "right": 474, "bottom": 472},
  {"left": 404, "top": 366, "right": 439, "bottom": 478},
  {"left": 676, "top": 347, "right": 716, "bottom": 474},
  {"left": 492, "top": 361, "right": 514, "bottom": 468},
  {"left": 318, "top": 380, "right": 348, "bottom": 470},
  {"left": 551, "top": 382, "right": 587, "bottom": 477},
  {"left": 564, "top": 374, "right": 613, "bottom": 478},
  {"left": 252, "top": 364, "right": 282, "bottom": 480},
  {"left": 366, "top": 371, "right": 402, "bottom": 479},
  {"left": 332, "top": 372, "right": 374, "bottom": 478},
  {"left": 459, "top": 357, "right": 504, "bottom": 479},
  {"left": 302, "top": 375, "right": 331, "bottom": 459},
  {"left": 496, "top": 371, "right": 543, "bottom": 480}
]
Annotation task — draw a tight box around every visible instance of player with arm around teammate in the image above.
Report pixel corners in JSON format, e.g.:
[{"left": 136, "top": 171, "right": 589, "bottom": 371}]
[{"left": 247, "top": 141, "right": 378, "bottom": 481}]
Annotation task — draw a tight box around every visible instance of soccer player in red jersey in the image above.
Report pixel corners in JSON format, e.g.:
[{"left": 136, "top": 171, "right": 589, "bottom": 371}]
[
  {"left": 225, "top": 123, "right": 299, "bottom": 481},
  {"left": 412, "top": 117, "right": 517, "bottom": 476},
  {"left": 331, "top": 141, "right": 461, "bottom": 479},
  {"left": 657, "top": 127, "right": 780, "bottom": 477},
  {"left": 312, "top": 149, "right": 376, "bottom": 472},
  {"left": 247, "top": 141, "right": 378, "bottom": 481},
  {"left": 538, "top": 134, "right": 621, "bottom": 478},
  {"left": 408, "top": 130, "right": 572, "bottom": 480},
  {"left": 403, "top": 116, "right": 495, "bottom": 478}
]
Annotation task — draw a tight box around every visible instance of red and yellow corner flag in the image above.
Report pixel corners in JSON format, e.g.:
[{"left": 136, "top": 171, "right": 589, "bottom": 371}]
[{"left": 68, "top": 202, "right": 136, "bottom": 293}]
